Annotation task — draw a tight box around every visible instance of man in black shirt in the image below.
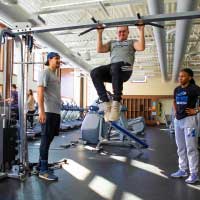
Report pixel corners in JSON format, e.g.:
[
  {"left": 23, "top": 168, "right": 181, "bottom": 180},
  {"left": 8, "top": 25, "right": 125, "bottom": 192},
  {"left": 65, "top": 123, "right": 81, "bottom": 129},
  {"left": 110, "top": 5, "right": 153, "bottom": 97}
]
[{"left": 171, "top": 68, "right": 200, "bottom": 184}]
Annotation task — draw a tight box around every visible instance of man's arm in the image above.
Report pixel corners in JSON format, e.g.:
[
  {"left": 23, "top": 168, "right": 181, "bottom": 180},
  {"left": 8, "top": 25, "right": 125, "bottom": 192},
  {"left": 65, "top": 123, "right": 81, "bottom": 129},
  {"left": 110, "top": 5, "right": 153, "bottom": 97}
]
[
  {"left": 173, "top": 89, "right": 177, "bottom": 117},
  {"left": 173, "top": 100, "right": 177, "bottom": 115},
  {"left": 133, "top": 25, "right": 145, "bottom": 51},
  {"left": 37, "top": 86, "right": 46, "bottom": 123},
  {"left": 97, "top": 26, "right": 110, "bottom": 53}
]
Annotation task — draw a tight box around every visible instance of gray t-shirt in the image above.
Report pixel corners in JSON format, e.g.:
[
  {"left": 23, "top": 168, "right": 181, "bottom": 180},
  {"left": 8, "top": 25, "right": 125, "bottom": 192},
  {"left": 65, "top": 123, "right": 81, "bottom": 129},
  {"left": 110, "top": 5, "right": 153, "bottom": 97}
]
[
  {"left": 38, "top": 68, "right": 61, "bottom": 114},
  {"left": 109, "top": 39, "right": 136, "bottom": 66}
]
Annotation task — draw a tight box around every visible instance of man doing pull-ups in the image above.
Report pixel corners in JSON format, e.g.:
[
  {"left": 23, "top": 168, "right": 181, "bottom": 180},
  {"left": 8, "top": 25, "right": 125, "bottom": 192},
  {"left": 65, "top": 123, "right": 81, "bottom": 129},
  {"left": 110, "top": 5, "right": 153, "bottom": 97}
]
[{"left": 90, "top": 24, "right": 145, "bottom": 121}]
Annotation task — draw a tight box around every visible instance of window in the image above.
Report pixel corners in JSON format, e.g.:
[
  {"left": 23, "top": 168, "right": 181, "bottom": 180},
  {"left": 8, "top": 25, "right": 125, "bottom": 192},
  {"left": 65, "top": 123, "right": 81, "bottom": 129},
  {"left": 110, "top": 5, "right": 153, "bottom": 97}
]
[
  {"left": 87, "top": 77, "right": 98, "bottom": 106},
  {"left": 33, "top": 47, "right": 44, "bottom": 81},
  {"left": 13, "top": 40, "right": 22, "bottom": 75}
]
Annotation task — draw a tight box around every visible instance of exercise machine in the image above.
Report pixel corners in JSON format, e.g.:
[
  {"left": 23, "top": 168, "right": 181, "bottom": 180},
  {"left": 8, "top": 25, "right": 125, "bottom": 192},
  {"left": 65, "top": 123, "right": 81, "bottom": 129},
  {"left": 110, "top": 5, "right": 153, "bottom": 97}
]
[
  {"left": 120, "top": 105, "right": 145, "bottom": 136},
  {"left": 60, "top": 100, "right": 84, "bottom": 131},
  {"left": 0, "top": 29, "right": 26, "bottom": 180},
  {"left": 81, "top": 101, "right": 148, "bottom": 152},
  {"left": 160, "top": 109, "right": 175, "bottom": 134},
  {"left": 0, "top": 29, "right": 65, "bottom": 181}
]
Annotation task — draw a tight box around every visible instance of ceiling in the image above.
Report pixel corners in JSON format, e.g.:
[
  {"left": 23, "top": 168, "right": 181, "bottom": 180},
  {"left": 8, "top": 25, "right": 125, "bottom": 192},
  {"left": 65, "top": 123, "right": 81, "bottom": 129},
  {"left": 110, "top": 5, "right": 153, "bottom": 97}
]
[{"left": 2, "top": 0, "right": 200, "bottom": 78}]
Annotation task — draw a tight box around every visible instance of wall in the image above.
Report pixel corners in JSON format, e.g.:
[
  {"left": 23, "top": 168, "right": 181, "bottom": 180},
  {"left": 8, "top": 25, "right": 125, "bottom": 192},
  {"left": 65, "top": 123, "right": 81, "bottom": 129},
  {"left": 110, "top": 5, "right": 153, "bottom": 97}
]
[
  {"left": 106, "top": 76, "right": 200, "bottom": 95},
  {"left": 106, "top": 76, "right": 191, "bottom": 95},
  {"left": 60, "top": 69, "right": 87, "bottom": 107},
  {"left": 73, "top": 71, "right": 81, "bottom": 106},
  {"left": 27, "top": 64, "right": 37, "bottom": 92},
  {"left": 123, "top": 77, "right": 177, "bottom": 95},
  {"left": 157, "top": 99, "right": 173, "bottom": 123},
  {"left": 83, "top": 76, "right": 88, "bottom": 108},
  {"left": 86, "top": 76, "right": 98, "bottom": 107},
  {"left": 60, "top": 68, "right": 74, "bottom": 98},
  {"left": 122, "top": 77, "right": 178, "bottom": 123}
]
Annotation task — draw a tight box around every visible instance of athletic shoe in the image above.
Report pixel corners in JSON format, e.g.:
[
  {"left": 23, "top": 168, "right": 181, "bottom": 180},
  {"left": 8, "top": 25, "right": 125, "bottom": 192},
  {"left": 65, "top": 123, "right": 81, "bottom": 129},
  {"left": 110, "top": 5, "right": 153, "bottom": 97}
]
[
  {"left": 109, "top": 101, "right": 120, "bottom": 121},
  {"left": 103, "top": 101, "right": 111, "bottom": 122},
  {"left": 185, "top": 173, "right": 199, "bottom": 184},
  {"left": 170, "top": 170, "right": 188, "bottom": 178},
  {"left": 39, "top": 170, "right": 58, "bottom": 181},
  {"left": 32, "top": 166, "right": 54, "bottom": 175}
]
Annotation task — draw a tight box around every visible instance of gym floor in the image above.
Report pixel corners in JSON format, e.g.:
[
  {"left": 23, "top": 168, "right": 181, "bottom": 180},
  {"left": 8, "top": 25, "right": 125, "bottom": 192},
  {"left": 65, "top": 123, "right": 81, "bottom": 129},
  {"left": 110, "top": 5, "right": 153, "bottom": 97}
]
[{"left": 0, "top": 126, "right": 200, "bottom": 200}]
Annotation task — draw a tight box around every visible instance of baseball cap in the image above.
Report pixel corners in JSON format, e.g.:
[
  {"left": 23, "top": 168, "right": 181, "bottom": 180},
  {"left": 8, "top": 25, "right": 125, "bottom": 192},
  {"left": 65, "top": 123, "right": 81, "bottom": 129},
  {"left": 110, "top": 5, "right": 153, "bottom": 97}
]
[{"left": 45, "top": 52, "right": 60, "bottom": 66}]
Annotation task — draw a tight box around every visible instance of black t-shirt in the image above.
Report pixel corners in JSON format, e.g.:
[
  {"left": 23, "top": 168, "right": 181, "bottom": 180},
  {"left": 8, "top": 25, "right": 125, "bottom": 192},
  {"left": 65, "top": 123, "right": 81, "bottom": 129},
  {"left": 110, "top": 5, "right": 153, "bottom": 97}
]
[{"left": 174, "top": 84, "right": 200, "bottom": 120}]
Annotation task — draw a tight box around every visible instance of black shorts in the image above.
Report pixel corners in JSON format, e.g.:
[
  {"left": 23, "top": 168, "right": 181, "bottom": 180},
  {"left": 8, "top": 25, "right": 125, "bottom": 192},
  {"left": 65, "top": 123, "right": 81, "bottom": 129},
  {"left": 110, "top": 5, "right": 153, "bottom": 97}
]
[{"left": 41, "top": 112, "right": 60, "bottom": 136}]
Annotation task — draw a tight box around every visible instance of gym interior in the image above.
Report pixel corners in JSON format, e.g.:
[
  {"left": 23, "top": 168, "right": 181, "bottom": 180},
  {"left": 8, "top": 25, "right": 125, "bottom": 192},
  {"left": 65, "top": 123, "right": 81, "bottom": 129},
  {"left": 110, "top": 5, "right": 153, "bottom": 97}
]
[{"left": 0, "top": 0, "right": 200, "bottom": 200}]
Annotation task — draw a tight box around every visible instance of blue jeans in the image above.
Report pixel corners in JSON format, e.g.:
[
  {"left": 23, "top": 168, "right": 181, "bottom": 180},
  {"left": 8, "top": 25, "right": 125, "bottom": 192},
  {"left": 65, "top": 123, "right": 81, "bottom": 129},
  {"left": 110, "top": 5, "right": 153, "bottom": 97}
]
[{"left": 39, "top": 112, "right": 60, "bottom": 161}]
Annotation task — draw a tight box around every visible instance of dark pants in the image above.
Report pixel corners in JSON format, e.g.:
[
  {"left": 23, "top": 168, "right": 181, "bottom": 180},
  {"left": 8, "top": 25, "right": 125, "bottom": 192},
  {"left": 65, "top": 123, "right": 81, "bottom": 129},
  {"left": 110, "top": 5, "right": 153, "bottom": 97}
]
[
  {"left": 27, "top": 110, "right": 35, "bottom": 127},
  {"left": 90, "top": 62, "right": 132, "bottom": 102},
  {"left": 39, "top": 112, "right": 60, "bottom": 161}
]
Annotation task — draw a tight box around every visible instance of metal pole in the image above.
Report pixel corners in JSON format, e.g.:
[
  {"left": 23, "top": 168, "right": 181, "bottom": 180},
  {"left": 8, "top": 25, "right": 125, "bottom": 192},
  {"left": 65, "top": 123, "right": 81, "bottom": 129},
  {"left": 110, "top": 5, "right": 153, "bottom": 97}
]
[
  {"left": 2, "top": 36, "right": 8, "bottom": 128},
  {"left": 12, "top": 10, "right": 200, "bottom": 35},
  {"left": 8, "top": 39, "right": 13, "bottom": 124},
  {"left": 14, "top": 62, "right": 44, "bottom": 65},
  {"left": 22, "top": 38, "right": 29, "bottom": 169},
  {"left": 14, "top": 35, "right": 27, "bottom": 169},
  {"left": 147, "top": 0, "right": 168, "bottom": 82},
  {"left": 111, "top": 122, "right": 148, "bottom": 148},
  {"left": 172, "top": 0, "right": 197, "bottom": 81}
]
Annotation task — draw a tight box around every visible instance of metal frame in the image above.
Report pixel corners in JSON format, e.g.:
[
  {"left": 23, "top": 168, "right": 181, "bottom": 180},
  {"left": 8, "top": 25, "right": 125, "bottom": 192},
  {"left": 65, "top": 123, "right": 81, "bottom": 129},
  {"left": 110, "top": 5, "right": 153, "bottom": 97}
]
[
  {"left": 2, "top": 35, "right": 8, "bottom": 129},
  {"left": 0, "top": 29, "right": 27, "bottom": 180},
  {"left": 14, "top": 62, "right": 44, "bottom": 64},
  {"left": 0, "top": 29, "right": 67, "bottom": 180},
  {"left": 111, "top": 122, "right": 148, "bottom": 148},
  {"left": 95, "top": 119, "right": 148, "bottom": 151},
  {"left": 95, "top": 106, "right": 148, "bottom": 151},
  {"left": 12, "top": 10, "right": 200, "bottom": 35}
]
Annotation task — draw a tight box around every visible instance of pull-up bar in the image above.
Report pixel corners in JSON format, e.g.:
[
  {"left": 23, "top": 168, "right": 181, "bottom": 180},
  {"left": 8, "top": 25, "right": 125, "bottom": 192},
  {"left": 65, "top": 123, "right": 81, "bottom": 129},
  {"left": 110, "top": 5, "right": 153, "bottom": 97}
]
[
  {"left": 79, "top": 13, "right": 164, "bottom": 36},
  {"left": 12, "top": 10, "right": 200, "bottom": 35}
]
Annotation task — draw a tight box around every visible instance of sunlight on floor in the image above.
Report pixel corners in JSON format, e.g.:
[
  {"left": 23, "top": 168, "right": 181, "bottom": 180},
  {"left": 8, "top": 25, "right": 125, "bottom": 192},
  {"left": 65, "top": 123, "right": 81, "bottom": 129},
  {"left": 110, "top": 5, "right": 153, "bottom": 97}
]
[
  {"left": 84, "top": 145, "right": 96, "bottom": 151},
  {"left": 121, "top": 192, "right": 143, "bottom": 200},
  {"left": 62, "top": 159, "right": 91, "bottom": 181},
  {"left": 88, "top": 176, "right": 117, "bottom": 200},
  {"left": 187, "top": 184, "right": 200, "bottom": 191},
  {"left": 33, "top": 142, "right": 40, "bottom": 146},
  {"left": 131, "top": 160, "right": 168, "bottom": 179},
  {"left": 148, "top": 148, "right": 155, "bottom": 151},
  {"left": 110, "top": 155, "right": 127, "bottom": 162}
]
